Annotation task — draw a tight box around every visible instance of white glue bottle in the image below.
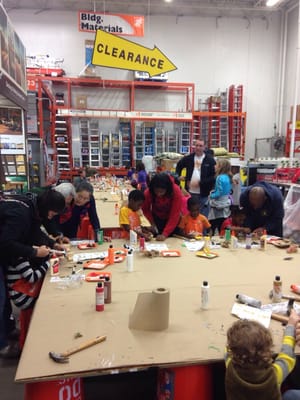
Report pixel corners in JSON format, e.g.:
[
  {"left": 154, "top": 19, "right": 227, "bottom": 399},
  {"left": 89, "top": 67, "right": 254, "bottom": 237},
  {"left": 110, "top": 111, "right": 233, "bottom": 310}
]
[
  {"left": 201, "top": 281, "right": 209, "bottom": 310},
  {"left": 126, "top": 250, "right": 134, "bottom": 272},
  {"left": 272, "top": 275, "right": 282, "bottom": 303}
]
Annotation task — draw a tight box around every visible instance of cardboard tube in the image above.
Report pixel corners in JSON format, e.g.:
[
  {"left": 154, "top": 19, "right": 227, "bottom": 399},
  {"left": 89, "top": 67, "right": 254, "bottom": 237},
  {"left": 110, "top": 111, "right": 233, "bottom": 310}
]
[{"left": 129, "top": 287, "right": 170, "bottom": 331}]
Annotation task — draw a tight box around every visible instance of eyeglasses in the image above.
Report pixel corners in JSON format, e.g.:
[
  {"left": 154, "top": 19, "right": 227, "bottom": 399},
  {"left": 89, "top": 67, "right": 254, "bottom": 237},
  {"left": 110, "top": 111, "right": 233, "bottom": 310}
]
[{"left": 76, "top": 193, "right": 90, "bottom": 202}]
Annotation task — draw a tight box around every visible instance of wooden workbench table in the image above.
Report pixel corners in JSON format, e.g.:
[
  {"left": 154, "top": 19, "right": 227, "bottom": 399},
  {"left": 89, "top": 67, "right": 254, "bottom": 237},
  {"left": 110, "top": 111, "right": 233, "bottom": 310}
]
[{"left": 15, "top": 238, "right": 300, "bottom": 383}]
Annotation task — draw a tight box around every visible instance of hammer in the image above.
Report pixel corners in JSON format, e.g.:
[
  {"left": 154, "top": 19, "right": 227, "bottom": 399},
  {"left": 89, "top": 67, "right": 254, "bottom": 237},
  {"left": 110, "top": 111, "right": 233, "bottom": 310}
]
[{"left": 49, "top": 335, "right": 106, "bottom": 363}]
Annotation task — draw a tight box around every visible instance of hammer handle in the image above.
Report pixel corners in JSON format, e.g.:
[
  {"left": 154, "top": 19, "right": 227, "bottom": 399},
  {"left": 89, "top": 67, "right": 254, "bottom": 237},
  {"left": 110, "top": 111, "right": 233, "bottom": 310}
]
[
  {"left": 271, "top": 313, "right": 289, "bottom": 324},
  {"left": 62, "top": 335, "right": 106, "bottom": 357}
]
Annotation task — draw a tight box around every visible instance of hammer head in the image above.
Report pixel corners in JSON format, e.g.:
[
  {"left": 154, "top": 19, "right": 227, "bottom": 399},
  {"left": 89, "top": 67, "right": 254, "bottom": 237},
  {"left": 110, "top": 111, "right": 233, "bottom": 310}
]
[
  {"left": 287, "top": 298, "right": 295, "bottom": 316},
  {"left": 49, "top": 351, "right": 69, "bottom": 363}
]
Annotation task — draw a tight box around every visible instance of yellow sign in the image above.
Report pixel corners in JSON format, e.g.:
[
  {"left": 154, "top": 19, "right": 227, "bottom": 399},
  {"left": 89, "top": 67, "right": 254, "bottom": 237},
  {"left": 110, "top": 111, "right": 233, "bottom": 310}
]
[{"left": 92, "top": 29, "right": 177, "bottom": 77}]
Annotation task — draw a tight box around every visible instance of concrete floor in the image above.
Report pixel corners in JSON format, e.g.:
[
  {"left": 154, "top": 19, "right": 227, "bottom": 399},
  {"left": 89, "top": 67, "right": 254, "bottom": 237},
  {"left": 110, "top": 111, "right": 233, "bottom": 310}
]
[{"left": 1, "top": 357, "right": 24, "bottom": 400}]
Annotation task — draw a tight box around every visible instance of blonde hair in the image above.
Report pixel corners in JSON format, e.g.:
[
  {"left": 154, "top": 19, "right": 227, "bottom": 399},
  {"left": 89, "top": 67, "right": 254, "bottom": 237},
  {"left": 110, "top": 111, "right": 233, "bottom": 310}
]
[{"left": 216, "top": 159, "right": 232, "bottom": 178}]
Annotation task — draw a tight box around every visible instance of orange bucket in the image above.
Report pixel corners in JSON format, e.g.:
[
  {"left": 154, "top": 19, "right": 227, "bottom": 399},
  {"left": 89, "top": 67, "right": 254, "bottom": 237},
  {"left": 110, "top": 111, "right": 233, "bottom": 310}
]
[{"left": 25, "top": 377, "right": 84, "bottom": 400}]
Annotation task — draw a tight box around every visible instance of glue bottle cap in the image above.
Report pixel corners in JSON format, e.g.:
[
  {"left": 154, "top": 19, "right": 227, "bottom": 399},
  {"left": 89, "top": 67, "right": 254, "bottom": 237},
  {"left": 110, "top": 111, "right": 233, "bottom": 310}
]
[
  {"left": 97, "top": 281, "right": 103, "bottom": 288},
  {"left": 275, "top": 275, "right": 281, "bottom": 281},
  {"left": 203, "top": 281, "right": 208, "bottom": 286},
  {"left": 109, "top": 244, "right": 113, "bottom": 249}
]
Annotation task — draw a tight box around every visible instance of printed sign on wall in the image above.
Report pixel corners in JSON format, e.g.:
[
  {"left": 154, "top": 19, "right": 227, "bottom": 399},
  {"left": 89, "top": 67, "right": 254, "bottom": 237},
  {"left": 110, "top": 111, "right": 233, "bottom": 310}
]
[
  {"left": 78, "top": 11, "right": 144, "bottom": 36},
  {"left": 0, "top": 107, "right": 25, "bottom": 154},
  {"left": 92, "top": 30, "right": 177, "bottom": 77}
]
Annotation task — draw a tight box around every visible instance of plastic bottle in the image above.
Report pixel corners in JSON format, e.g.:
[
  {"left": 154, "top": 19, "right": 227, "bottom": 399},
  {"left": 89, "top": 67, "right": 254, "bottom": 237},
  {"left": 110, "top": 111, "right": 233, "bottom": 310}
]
[
  {"left": 103, "top": 277, "right": 112, "bottom": 304},
  {"left": 225, "top": 228, "right": 231, "bottom": 242},
  {"left": 95, "top": 282, "right": 105, "bottom": 312},
  {"left": 272, "top": 275, "right": 282, "bottom": 303},
  {"left": 114, "top": 203, "right": 119, "bottom": 215},
  {"left": 126, "top": 250, "right": 134, "bottom": 272},
  {"left": 108, "top": 244, "right": 114, "bottom": 265},
  {"left": 260, "top": 229, "right": 267, "bottom": 251},
  {"left": 236, "top": 293, "right": 262, "bottom": 308},
  {"left": 130, "top": 230, "right": 137, "bottom": 247},
  {"left": 291, "top": 284, "right": 300, "bottom": 295},
  {"left": 245, "top": 234, "right": 252, "bottom": 250},
  {"left": 139, "top": 235, "right": 145, "bottom": 251},
  {"left": 204, "top": 236, "right": 211, "bottom": 251},
  {"left": 201, "top": 281, "right": 210, "bottom": 310},
  {"left": 50, "top": 256, "right": 60, "bottom": 276},
  {"left": 230, "top": 231, "right": 238, "bottom": 250},
  {"left": 97, "top": 229, "right": 104, "bottom": 245}
]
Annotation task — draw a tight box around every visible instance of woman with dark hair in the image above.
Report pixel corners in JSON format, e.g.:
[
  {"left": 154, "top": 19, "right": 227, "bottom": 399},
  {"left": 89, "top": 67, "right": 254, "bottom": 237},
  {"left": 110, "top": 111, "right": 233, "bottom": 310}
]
[
  {"left": 57, "top": 181, "right": 101, "bottom": 240},
  {"left": 0, "top": 189, "right": 66, "bottom": 357},
  {"left": 142, "top": 173, "right": 183, "bottom": 241}
]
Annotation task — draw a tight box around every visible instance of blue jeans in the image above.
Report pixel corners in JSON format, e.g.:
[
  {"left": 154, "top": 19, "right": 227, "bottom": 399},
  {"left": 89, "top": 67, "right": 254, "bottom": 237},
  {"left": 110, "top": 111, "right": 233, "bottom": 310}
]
[{"left": 282, "top": 390, "right": 300, "bottom": 400}]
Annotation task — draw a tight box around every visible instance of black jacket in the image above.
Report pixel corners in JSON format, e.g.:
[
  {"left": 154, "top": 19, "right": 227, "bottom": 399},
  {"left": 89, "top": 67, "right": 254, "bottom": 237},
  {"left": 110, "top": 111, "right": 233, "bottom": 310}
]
[
  {"left": 175, "top": 153, "right": 216, "bottom": 196},
  {"left": 0, "top": 196, "right": 55, "bottom": 266}
]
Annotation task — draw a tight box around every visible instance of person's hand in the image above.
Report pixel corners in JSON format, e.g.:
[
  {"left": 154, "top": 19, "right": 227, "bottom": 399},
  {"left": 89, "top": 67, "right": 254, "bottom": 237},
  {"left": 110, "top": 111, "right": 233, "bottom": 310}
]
[
  {"left": 156, "top": 234, "right": 166, "bottom": 241},
  {"left": 53, "top": 242, "right": 68, "bottom": 252},
  {"left": 288, "top": 309, "right": 299, "bottom": 328},
  {"left": 35, "top": 245, "right": 51, "bottom": 258},
  {"left": 296, "top": 321, "right": 300, "bottom": 344}
]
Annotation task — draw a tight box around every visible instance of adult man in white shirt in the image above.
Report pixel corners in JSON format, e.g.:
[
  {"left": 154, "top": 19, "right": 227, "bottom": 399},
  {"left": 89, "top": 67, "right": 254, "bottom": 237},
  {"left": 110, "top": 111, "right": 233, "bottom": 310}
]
[{"left": 176, "top": 140, "right": 216, "bottom": 217}]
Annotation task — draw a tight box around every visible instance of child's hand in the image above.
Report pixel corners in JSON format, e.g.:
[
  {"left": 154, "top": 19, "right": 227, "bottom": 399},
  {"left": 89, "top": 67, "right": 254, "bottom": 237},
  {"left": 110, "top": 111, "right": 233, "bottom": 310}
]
[
  {"left": 288, "top": 309, "right": 299, "bottom": 327},
  {"left": 35, "top": 245, "right": 51, "bottom": 258},
  {"left": 156, "top": 234, "right": 166, "bottom": 241}
]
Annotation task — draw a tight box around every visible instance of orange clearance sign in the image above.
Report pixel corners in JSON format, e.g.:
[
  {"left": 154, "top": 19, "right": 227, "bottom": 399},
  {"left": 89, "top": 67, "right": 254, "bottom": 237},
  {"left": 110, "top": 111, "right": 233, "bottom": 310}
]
[{"left": 78, "top": 11, "right": 144, "bottom": 36}]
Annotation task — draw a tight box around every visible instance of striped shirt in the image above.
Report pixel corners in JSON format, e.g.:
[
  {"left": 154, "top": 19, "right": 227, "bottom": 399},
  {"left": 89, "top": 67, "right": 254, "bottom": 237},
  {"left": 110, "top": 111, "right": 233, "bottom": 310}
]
[{"left": 6, "top": 259, "right": 49, "bottom": 310}]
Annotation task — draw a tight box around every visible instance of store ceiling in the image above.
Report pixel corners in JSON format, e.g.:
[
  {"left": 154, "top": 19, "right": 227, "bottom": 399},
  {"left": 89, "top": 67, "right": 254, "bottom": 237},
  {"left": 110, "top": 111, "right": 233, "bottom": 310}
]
[{"left": 2, "top": 0, "right": 298, "bottom": 17}]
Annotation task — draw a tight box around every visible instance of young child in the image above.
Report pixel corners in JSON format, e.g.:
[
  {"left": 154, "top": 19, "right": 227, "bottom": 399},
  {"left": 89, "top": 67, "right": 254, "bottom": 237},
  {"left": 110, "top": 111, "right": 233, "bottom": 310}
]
[
  {"left": 6, "top": 256, "right": 50, "bottom": 349},
  {"left": 208, "top": 158, "right": 232, "bottom": 235},
  {"left": 178, "top": 196, "right": 211, "bottom": 238},
  {"left": 225, "top": 310, "right": 299, "bottom": 400},
  {"left": 220, "top": 205, "right": 251, "bottom": 237},
  {"left": 119, "top": 189, "right": 152, "bottom": 240}
]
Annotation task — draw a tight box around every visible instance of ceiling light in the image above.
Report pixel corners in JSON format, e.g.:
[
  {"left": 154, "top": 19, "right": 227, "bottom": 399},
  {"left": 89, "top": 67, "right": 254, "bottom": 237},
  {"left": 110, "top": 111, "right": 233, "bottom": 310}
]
[
  {"left": 164, "top": 0, "right": 173, "bottom": 3},
  {"left": 266, "top": 0, "right": 281, "bottom": 7}
]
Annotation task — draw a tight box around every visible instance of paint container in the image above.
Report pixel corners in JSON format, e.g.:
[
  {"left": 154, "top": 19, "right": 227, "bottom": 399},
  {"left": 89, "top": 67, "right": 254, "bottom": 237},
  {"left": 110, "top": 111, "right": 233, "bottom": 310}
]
[
  {"left": 97, "top": 229, "right": 104, "bottom": 245},
  {"left": 245, "top": 234, "right": 252, "bottom": 249},
  {"left": 103, "top": 277, "right": 112, "bottom": 304},
  {"left": 50, "top": 256, "right": 60, "bottom": 276},
  {"left": 272, "top": 275, "right": 282, "bottom": 302},
  {"left": 236, "top": 293, "right": 262, "bottom": 308},
  {"left": 95, "top": 281, "right": 104, "bottom": 312},
  {"left": 204, "top": 236, "right": 211, "bottom": 251},
  {"left": 108, "top": 244, "right": 114, "bottom": 265},
  {"left": 201, "top": 281, "right": 209, "bottom": 310},
  {"left": 130, "top": 230, "right": 137, "bottom": 247},
  {"left": 139, "top": 235, "right": 145, "bottom": 251},
  {"left": 127, "top": 250, "right": 134, "bottom": 272},
  {"left": 225, "top": 228, "right": 231, "bottom": 242},
  {"left": 260, "top": 229, "right": 267, "bottom": 251},
  {"left": 291, "top": 284, "right": 300, "bottom": 295},
  {"left": 230, "top": 231, "right": 238, "bottom": 250}
]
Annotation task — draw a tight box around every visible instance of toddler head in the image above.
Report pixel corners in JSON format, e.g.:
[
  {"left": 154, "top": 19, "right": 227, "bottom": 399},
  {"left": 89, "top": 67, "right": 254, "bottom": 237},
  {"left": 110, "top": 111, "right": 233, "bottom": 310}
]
[
  {"left": 128, "top": 190, "right": 145, "bottom": 211},
  {"left": 227, "top": 319, "right": 273, "bottom": 368},
  {"left": 187, "top": 196, "right": 200, "bottom": 218},
  {"left": 230, "top": 205, "right": 246, "bottom": 226}
]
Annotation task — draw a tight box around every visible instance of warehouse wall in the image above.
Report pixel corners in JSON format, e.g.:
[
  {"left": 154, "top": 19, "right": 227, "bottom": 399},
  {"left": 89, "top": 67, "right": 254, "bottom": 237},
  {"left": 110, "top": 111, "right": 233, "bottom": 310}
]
[{"left": 8, "top": 9, "right": 288, "bottom": 158}]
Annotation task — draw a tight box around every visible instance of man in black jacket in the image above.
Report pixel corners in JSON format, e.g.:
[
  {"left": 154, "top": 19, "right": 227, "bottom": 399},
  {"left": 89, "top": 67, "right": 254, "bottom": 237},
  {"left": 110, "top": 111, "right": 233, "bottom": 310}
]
[
  {"left": 175, "top": 139, "right": 216, "bottom": 217},
  {"left": 0, "top": 189, "right": 65, "bottom": 358}
]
